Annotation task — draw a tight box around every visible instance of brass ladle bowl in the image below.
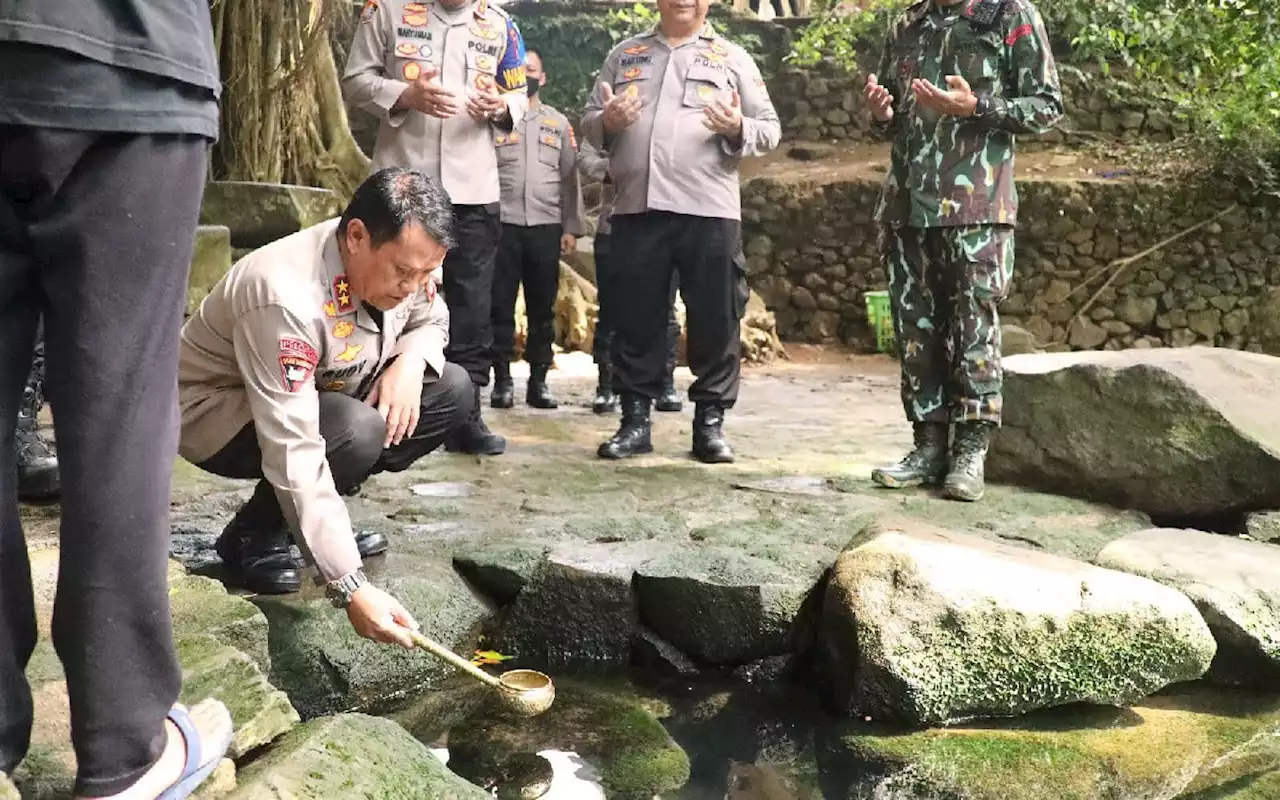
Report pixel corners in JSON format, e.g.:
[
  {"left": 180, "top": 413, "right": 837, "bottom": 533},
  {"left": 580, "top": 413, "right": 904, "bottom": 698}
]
[{"left": 409, "top": 631, "right": 555, "bottom": 717}]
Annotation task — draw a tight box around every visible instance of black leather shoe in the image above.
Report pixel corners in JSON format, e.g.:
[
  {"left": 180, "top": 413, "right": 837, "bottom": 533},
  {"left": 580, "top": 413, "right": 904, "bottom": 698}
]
[
  {"left": 655, "top": 383, "right": 683, "bottom": 413},
  {"left": 598, "top": 393, "right": 653, "bottom": 459},
  {"left": 692, "top": 404, "right": 735, "bottom": 464},
  {"left": 491, "top": 362, "right": 514, "bottom": 409},
  {"left": 526, "top": 363, "right": 558, "bottom": 409},
  {"left": 446, "top": 386, "right": 507, "bottom": 455},
  {"left": 215, "top": 522, "right": 302, "bottom": 594},
  {"left": 356, "top": 529, "right": 389, "bottom": 558}
]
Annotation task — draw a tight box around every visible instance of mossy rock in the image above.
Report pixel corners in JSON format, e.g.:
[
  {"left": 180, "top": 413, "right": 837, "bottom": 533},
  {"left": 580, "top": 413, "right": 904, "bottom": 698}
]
[
  {"left": 452, "top": 540, "right": 549, "bottom": 607},
  {"left": 186, "top": 225, "right": 232, "bottom": 315},
  {"left": 817, "top": 684, "right": 1280, "bottom": 800},
  {"left": 1096, "top": 529, "right": 1280, "bottom": 689},
  {"left": 252, "top": 553, "right": 489, "bottom": 719},
  {"left": 446, "top": 679, "right": 690, "bottom": 800},
  {"left": 168, "top": 565, "right": 272, "bottom": 674},
  {"left": 176, "top": 634, "right": 299, "bottom": 758},
  {"left": 227, "top": 714, "right": 488, "bottom": 799},
  {"left": 199, "top": 181, "right": 342, "bottom": 249},
  {"left": 823, "top": 517, "right": 1217, "bottom": 726},
  {"left": 989, "top": 349, "right": 1280, "bottom": 518}
]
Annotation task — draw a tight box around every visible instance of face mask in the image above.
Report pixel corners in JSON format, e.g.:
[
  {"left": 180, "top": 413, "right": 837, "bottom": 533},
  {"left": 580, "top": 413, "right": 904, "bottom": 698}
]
[{"left": 526, "top": 76, "right": 541, "bottom": 97}]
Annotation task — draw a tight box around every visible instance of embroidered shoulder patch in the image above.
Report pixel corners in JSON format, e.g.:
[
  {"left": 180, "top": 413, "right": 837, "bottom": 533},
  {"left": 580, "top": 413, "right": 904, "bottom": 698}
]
[{"left": 279, "top": 337, "right": 319, "bottom": 393}]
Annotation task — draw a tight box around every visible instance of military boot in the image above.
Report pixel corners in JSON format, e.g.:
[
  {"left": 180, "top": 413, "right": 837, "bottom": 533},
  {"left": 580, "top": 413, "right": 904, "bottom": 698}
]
[
  {"left": 870, "top": 422, "right": 948, "bottom": 489},
  {"left": 16, "top": 375, "right": 58, "bottom": 503},
  {"left": 598, "top": 393, "right": 653, "bottom": 459},
  {"left": 490, "top": 361, "right": 514, "bottom": 409},
  {"left": 943, "top": 421, "right": 993, "bottom": 502},
  {"left": 446, "top": 386, "right": 507, "bottom": 455},
  {"left": 592, "top": 362, "right": 619, "bottom": 414},
  {"left": 692, "top": 404, "right": 734, "bottom": 464},
  {"left": 526, "top": 363, "right": 558, "bottom": 409},
  {"left": 655, "top": 340, "right": 683, "bottom": 413},
  {"left": 215, "top": 496, "right": 302, "bottom": 594}
]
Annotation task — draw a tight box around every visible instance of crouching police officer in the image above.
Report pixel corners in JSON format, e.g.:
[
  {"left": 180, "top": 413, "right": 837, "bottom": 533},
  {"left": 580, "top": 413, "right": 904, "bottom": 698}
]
[
  {"left": 577, "top": 137, "right": 683, "bottom": 415},
  {"left": 581, "top": 0, "right": 780, "bottom": 462},
  {"left": 489, "top": 47, "right": 585, "bottom": 410},
  {"left": 178, "top": 168, "right": 474, "bottom": 595}
]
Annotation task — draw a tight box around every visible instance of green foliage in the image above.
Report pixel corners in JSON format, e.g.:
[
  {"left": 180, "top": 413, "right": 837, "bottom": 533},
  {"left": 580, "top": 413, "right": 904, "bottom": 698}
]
[{"left": 787, "top": 0, "right": 1280, "bottom": 195}]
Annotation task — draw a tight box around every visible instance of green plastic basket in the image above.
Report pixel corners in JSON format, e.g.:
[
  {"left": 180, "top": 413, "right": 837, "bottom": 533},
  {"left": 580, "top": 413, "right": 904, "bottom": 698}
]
[{"left": 864, "top": 290, "right": 895, "bottom": 353}]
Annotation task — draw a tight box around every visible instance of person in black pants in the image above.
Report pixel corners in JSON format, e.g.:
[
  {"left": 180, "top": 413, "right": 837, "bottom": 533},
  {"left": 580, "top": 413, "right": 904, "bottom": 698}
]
[
  {"left": 0, "top": 4, "right": 234, "bottom": 797},
  {"left": 577, "top": 140, "right": 683, "bottom": 415}
]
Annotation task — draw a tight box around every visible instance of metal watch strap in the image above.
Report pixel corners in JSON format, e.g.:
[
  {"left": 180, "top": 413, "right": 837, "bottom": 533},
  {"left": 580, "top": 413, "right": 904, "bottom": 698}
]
[
  {"left": 973, "top": 92, "right": 994, "bottom": 119},
  {"left": 325, "top": 569, "right": 368, "bottom": 609}
]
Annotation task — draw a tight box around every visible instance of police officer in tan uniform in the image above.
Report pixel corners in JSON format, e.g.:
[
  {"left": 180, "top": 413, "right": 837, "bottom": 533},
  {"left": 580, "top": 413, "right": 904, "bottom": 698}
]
[
  {"left": 179, "top": 169, "right": 473, "bottom": 611},
  {"left": 489, "top": 47, "right": 584, "bottom": 410},
  {"left": 582, "top": 0, "right": 780, "bottom": 463},
  {"left": 577, "top": 137, "right": 683, "bottom": 416},
  {"left": 342, "top": 0, "right": 529, "bottom": 456}
]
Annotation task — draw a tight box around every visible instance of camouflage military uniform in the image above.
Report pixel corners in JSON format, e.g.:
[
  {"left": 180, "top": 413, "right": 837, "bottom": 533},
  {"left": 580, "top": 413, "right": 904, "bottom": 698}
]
[{"left": 868, "top": 0, "right": 1062, "bottom": 500}]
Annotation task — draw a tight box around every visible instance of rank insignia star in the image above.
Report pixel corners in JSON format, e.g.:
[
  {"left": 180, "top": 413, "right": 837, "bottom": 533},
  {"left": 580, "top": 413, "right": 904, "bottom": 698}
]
[
  {"left": 333, "top": 275, "right": 355, "bottom": 314},
  {"left": 334, "top": 343, "right": 364, "bottom": 363}
]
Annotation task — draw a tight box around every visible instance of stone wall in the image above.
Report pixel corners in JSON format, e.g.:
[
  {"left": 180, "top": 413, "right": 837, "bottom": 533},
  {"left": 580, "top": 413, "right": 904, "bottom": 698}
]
[
  {"left": 741, "top": 175, "right": 1280, "bottom": 353},
  {"left": 774, "top": 62, "right": 1189, "bottom": 147}
]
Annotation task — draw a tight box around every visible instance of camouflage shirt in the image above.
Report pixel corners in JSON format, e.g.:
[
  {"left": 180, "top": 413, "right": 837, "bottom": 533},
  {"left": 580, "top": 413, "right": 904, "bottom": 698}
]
[{"left": 870, "top": 0, "right": 1063, "bottom": 228}]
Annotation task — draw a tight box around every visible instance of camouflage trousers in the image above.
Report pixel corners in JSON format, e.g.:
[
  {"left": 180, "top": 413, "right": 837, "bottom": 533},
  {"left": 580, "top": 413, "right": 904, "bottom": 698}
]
[{"left": 881, "top": 224, "right": 1015, "bottom": 425}]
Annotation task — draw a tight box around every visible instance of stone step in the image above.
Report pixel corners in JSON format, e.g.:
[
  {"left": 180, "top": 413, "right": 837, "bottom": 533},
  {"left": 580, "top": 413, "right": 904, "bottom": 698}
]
[
  {"left": 187, "top": 224, "right": 232, "bottom": 315},
  {"left": 199, "top": 181, "right": 342, "bottom": 250}
]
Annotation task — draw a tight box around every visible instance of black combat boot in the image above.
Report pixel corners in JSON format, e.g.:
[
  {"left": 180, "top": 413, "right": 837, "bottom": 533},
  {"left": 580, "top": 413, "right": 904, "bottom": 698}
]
[
  {"left": 655, "top": 338, "right": 683, "bottom": 413},
  {"left": 490, "top": 361, "right": 514, "bottom": 409},
  {"left": 592, "top": 362, "right": 619, "bottom": 414},
  {"left": 598, "top": 393, "right": 653, "bottom": 459},
  {"left": 216, "top": 499, "right": 302, "bottom": 594},
  {"left": 17, "top": 368, "right": 58, "bottom": 503},
  {"left": 870, "top": 422, "right": 949, "bottom": 489},
  {"left": 526, "top": 363, "right": 558, "bottom": 409},
  {"left": 943, "top": 421, "right": 993, "bottom": 502},
  {"left": 692, "top": 403, "right": 734, "bottom": 464},
  {"left": 446, "top": 386, "right": 507, "bottom": 455}
]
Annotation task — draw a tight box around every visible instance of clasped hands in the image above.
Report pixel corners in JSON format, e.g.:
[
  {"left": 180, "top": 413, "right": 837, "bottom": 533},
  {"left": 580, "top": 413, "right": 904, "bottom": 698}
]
[
  {"left": 599, "top": 82, "right": 742, "bottom": 137},
  {"left": 399, "top": 66, "right": 505, "bottom": 122},
  {"left": 863, "top": 73, "right": 979, "bottom": 121}
]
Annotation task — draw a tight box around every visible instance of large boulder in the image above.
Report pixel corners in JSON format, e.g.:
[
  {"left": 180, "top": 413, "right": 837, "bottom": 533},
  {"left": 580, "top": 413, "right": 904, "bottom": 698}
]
[
  {"left": 1095, "top": 528, "right": 1280, "bottom": 688},
  {"left": 253, "top": 553, "right": 490, "bottom": 719},
  {"left": 817, "top": 684, "right": 1280, "bottom": 800},
  {"left": 989, "top": 348, "right": 1280, "bottom": 518},
  {"left": 198, "top": 181, "right": 342, "bottom": 249},
  {"left": 822, "top": 518, "right": 1216, "bottom": 726},
  {"left": 446, "top": 680, "right": 690, "bottom": 800},
  {"left": 227, "top": 714, "right": 488, "bottom": 799}
]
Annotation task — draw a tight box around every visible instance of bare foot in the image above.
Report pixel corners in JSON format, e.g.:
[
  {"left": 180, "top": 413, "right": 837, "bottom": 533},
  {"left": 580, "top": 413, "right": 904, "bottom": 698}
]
[{"left": 77, "top": 699, "right": 233, "bottom": 800}]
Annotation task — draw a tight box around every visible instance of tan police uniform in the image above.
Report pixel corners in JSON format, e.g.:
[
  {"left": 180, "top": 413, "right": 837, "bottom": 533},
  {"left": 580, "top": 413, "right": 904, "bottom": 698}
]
[
  {"left": 491, "top": 102, "right": 585, "bottom": 374},
  {"left": 178, "top": 218, "right": 448, "bottom": 581},
  {"left": 579, "top": 23, "right": 781, "bottom": 422},
  {"left": 340, "top": 0, "right": 531, "bottom": 416}
]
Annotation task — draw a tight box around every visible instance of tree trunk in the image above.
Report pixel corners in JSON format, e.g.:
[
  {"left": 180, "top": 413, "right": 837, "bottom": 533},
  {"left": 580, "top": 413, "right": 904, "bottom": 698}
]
[{"left": 209, "top": 0, "right": 370, "bottom": 200}]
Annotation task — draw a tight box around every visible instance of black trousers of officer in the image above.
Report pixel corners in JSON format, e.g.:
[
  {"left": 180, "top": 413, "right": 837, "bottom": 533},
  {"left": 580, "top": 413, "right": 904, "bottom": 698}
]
[
  {"left": 609, "top": 212, "right": 747, "bottom": 404},
  {"left": 492, "top": 222, "right": 562, "bottom": 367},
  {"left": 0, "top": 128, "right": 207, "bottom": 796},
  {"left": 442, "top": 203, "right": 502, "bottom": 387},
  {"left": 195, "top": 363, "right": 474, "bottom": 530},
  {"left": 593, "top": 231, "right": 680, "bottom": 369}
]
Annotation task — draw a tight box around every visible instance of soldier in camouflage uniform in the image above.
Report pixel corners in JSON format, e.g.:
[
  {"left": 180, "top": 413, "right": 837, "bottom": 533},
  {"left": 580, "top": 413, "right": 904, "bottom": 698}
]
[{"left": 864, "top": 0, "right": 1063, "bottom": 501}]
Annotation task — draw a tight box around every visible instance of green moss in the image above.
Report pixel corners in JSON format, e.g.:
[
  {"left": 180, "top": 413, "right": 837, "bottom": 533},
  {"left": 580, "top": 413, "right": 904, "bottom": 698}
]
[
  {"left": 24, "top": 637, "right": 63, "bottom": 686},
  {"left": 10, "top": 744, "right": 73, "bottom": 799},
  {"left": 169, "top": 572, "right": 271, "bottom": 673},
  {"left": 446, "top": 679, "right": 690, "bottom": 800},
  {"left": 836, "top": 684, "right": 1280, "bottom": 800}
]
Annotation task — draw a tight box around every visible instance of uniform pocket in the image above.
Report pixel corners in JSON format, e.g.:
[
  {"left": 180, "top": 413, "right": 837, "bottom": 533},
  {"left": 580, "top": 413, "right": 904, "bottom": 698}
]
[
  {"left": 683, "top": 63, "right": 729, "bottom": 109},
  {"left": 495, "top": 132, "right": 521, "bottom": 163},
  {"left": 536, "top": 129, "right": 561, "bottom": 167},
  {"left": 956, "top": 224, "right": 1015, "bottom": 305}
]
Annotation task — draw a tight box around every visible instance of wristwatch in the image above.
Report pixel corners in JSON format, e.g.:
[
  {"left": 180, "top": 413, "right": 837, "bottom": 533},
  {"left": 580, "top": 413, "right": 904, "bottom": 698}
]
[
  {"left": 972, "top": 91, "right": 995, "bottom": 119},
  {"left": 325, "top": 569, "right": 368, "bottom": 609}
]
